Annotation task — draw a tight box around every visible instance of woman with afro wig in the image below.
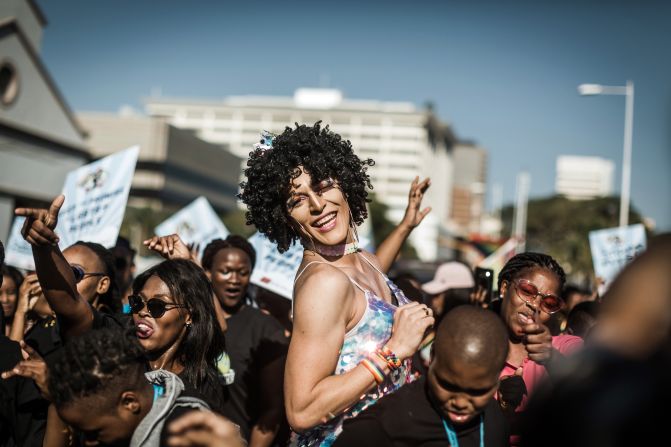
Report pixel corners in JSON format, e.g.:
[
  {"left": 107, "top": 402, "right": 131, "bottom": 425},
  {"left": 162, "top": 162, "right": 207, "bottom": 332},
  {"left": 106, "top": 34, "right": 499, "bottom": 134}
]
[{"left": 239, "top": 122, "right": 434, "bottom": 446}]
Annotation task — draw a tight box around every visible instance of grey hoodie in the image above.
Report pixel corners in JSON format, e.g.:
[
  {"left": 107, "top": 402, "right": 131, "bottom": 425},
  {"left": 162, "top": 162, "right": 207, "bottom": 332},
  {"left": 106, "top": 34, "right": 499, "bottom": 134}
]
[{"left": 130, "top": 369, "right": 210, "bottom": 447}]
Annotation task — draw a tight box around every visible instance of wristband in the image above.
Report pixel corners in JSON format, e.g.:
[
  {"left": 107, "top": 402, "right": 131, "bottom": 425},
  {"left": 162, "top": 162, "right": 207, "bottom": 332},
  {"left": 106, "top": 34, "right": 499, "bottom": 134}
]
[
  {"left": 376, "top": 345, "right": 402, "bottom": 370},
  {"left": 361, "top": 358, "right": 385, "bottom": 384}
]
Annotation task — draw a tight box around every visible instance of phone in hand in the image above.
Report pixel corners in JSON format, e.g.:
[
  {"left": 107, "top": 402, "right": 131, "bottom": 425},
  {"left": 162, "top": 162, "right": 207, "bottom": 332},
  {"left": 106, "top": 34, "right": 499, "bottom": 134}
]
[{"left": 474, "top": 267, "right": 494, "bottom": 305}]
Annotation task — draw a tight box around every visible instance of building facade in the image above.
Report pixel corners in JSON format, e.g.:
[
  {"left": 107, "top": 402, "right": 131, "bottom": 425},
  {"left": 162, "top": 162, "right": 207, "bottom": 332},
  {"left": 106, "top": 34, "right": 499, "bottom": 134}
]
[
  {"left": 145, "top": 88, "right": 457, "bottom": 260},
  {"left": 555, "top": 155, "right": 614, "bottom": 200}
]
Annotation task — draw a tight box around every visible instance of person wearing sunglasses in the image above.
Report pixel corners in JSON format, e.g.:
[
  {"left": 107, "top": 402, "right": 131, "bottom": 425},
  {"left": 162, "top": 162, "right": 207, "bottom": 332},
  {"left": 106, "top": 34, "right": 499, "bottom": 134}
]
[
  {"left": 64, "top": 241, "right": 120, "bottom": 314},
  {"left": 496, "top": 252, "right": 583, "bottom": 446},
  {"left": 14, "top": 196, "right": 227, "bottom": 412}
]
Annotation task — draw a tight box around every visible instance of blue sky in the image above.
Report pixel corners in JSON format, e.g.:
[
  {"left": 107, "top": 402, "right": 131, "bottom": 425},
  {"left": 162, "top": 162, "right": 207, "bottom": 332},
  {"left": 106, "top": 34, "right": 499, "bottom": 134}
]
[{"left": 38, "top": 0, "right": 671, "bottom": 231}]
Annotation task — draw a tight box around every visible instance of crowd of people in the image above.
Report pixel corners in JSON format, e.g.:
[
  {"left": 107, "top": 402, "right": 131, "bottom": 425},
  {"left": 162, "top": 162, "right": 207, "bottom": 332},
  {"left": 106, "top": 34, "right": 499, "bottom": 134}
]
[{"left": 0, "top": 121, "right": 669, "bottom": 447}]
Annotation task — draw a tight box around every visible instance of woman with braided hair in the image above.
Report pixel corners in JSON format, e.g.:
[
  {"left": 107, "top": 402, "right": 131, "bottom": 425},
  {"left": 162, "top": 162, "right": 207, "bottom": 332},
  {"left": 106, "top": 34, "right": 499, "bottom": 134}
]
[
  {"left": 495, "top": 252, "right": 582, "bottom": 445},
  {"left": 239, "top": 122, "right": 434, "bottom": 446}
]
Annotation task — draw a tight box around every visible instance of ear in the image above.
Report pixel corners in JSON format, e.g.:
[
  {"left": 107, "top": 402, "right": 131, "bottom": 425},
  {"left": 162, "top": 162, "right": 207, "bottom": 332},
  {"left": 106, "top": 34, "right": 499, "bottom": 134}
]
[
  {"left": 499, "top": 280, "right": 509, "bottom": 299},
  {"left": 96, "top": 276, "right": 111, "bottom": 295},
  {"left": 119, "top": 391, "right": 142, "bottom": 414},
  {"left": 204, "top": 269, "right": 212, "bottom": 280}
]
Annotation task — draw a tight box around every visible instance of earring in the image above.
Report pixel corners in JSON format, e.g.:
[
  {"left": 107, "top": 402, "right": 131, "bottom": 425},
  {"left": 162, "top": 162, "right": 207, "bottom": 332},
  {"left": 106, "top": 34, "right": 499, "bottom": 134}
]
[{"left": 185, "top": 321, "right": 192, "bottom": 328}]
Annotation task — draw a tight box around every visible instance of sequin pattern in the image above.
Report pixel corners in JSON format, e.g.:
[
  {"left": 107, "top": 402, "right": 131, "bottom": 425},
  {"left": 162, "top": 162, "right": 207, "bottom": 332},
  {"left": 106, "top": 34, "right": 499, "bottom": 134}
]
[{"left": 290, "top": 277, "right": 413, "bottom": 447}]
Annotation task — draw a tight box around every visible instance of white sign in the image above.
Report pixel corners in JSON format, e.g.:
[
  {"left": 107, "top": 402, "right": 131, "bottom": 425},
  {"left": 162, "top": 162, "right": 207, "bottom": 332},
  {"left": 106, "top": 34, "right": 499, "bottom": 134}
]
[
  {"left": 589, "top": 223, "right": 647, "bottom": 290},
  {"left": 248, "top": 232, "right": 304, "bottom": 300},
  {"left": 154, "top": 196, "right": 229, "bottom": 252},
  {"left": 5, "top": 217, "right": 34, "bottom": 270},
  {"left": 5, "top": 147, "right": 139, "bottom": 269},
  {"left": 56, "top": 146, "right": 139, "bottom": 249}
]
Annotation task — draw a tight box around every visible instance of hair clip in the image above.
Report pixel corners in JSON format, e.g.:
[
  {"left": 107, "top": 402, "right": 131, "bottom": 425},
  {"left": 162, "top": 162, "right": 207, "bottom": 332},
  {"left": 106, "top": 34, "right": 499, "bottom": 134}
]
[{"left": 254, "top": 131, "right": 275, "bottom": 152}]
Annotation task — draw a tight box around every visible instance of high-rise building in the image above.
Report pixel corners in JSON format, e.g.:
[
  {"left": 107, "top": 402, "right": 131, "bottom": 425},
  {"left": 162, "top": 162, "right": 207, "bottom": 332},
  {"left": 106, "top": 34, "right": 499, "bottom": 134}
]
[
  {"left": 555, "top": 155, "right": 614, "bottom": 200},
  {"left": 145, "top": 88, "right": 457, "bottom": 260},
  {"left": 449, "top": 142, "right": 487, "bottom": 235}
]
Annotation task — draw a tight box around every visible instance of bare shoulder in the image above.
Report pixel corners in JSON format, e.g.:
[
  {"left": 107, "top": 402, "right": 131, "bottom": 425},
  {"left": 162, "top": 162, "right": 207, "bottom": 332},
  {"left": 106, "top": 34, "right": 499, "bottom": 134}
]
[
  {"left": 358, "top": 250, "right": 384, "bottom": 271},
  {"left": 293, "top": 262, "right": 355, "bottom": 330}
]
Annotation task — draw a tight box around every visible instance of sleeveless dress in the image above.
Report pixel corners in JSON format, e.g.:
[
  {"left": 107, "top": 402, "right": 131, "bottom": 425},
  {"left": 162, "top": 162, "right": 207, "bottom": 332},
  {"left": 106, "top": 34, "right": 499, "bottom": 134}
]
[{"left": 289, "top": 253, "right": 414, "bottom": 447}]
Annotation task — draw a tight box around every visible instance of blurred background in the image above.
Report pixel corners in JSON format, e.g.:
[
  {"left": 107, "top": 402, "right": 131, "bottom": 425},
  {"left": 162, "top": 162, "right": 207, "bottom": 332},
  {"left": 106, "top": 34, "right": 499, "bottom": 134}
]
[{"left": 1, "top": 0, "right": 669, "bottom": 286}]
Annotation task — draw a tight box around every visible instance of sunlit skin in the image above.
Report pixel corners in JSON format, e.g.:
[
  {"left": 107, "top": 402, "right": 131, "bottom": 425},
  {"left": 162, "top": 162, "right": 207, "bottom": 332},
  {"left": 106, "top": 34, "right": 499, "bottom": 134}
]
[
  {"left": 427, "top": 354, "right": 499, "bottom": 426},
  {"left": 206, "top": 248, "right": 252, "bottom": 316},
  {"left": 62, "top": 245, "right": 110, "bottom": 307},
  {"left": 58, "top": 388, "right": 151, "bottom": 447},
  {"left": 287, "top": 168, "right": 352, "bottom": 249},
  {"left": 0, "top": 274, "right": 18, "bottom": 318},
  {"left": 132, "top": 275, "right": 191, "bottom": 371}
]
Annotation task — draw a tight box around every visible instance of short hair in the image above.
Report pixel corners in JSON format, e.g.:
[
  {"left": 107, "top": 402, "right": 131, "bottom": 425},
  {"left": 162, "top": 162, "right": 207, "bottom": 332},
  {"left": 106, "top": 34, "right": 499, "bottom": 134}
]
[
  {"left": 1, "top": 264, "right": 23, "bottom": 291},
  {"left": 433, "top": 305, "right": 509, "bottom": 374},
  {"left": 562, "top": 284, "right": 590, "bottom": 302},
  {"left": 49, "top": 328, "right": 147, "bottom": 409},
  {"left": 497, "top": 252, "right": 566, "bottom": 291},
  {"left": 131, "top": 259, "right": 225, "bottom": 405},
  {"left": 202, "top": 235, "right": 256, "bottom": 271},
  {"left": 239, "top": 122, "right": 375, "bottom": 253},
  {"left": 71, "top": 241, "right": 120, "bottom": 313}
]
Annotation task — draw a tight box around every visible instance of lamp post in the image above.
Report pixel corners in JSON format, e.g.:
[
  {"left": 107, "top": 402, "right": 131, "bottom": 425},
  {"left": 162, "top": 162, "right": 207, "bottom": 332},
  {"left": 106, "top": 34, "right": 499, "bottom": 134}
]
[{"left": 578, "top": 81, "right": 634, "bottom": 228}]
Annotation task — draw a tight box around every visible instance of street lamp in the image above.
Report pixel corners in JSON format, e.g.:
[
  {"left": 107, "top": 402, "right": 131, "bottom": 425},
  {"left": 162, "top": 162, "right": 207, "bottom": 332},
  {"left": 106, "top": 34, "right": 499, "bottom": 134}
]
[{"left": 577, "top": 80, "right": 634, "bottom": 228}]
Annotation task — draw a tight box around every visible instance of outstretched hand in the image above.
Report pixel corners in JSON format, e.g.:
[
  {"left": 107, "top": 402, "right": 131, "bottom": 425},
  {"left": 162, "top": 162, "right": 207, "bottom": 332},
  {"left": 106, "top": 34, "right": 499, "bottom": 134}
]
[
  {"left": 144, "top": 234, "right": 193, "bottom": 261},
  {"left": 15, "top": 195, "right": 65, "bottom": 246},
  {"left": 401, "top": 177, "right": 431, "bottom": 229},
  {"left": 2, "top": 341, "right": 51, "bottom": 400}
]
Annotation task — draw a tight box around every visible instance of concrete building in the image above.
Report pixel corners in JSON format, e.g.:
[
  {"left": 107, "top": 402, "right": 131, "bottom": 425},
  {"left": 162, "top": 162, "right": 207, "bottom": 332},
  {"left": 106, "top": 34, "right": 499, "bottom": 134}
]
[
  {"left": 78, "top": 111, "right": 242, "bottom": 213},
  {"left": 0, "top": 0, "right": 89, "bottom": 241},
  {"left": 145, "top": 88, "right": 457, "bottom": 260},
  {"left": 449, "top": 142, "right": 487, "bottom": 235},
  {"left": 555, "top": 155, "right": 614, "bottom": 200}
]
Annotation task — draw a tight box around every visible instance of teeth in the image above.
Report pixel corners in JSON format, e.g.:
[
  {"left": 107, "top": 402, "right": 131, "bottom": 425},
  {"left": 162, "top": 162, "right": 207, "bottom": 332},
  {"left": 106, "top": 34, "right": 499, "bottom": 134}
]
[{"left": 315, "top": 213, "right": 335, "bottom": 227}]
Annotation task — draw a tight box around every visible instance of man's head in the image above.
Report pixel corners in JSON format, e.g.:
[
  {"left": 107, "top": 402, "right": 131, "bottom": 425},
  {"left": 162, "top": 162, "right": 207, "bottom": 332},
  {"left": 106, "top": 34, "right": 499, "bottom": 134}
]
[
  {"left": 427, "top": 305, "right": 508, "bottom": 426},
  {"left": 422, "top": 262, "right": 475, "bottom": 318},
  {"left": 49, "top": 329, "right": 152, "bottom": 446}
]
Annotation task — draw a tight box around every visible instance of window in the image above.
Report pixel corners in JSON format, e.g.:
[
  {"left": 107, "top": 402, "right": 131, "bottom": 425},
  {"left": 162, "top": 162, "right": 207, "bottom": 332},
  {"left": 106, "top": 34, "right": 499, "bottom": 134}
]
[{"left": 0, "top": 61, "right": 19, "bottom": 106}]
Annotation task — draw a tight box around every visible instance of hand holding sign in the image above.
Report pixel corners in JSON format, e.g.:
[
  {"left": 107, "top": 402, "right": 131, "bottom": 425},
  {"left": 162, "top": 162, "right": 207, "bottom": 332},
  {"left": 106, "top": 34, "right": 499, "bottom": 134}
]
[{"left": 15, "top": 195, "right": 65, "bottom": 247}]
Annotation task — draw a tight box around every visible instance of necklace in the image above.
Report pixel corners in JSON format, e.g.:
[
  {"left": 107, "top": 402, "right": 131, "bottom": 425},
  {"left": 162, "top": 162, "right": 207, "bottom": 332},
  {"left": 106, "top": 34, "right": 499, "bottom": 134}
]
[
  {"left": 441, "top": 414, "right": 484, "bottom": 447},
  {"left": 312, "top": 241, "right": 359, "bottom": 257}
]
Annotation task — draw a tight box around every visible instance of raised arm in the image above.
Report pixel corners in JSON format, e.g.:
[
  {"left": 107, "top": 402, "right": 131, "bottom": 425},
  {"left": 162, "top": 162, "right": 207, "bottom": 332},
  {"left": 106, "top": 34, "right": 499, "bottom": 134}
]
[
  {"left": 375, "top": 177, "right": 431, "bottom": 273},
  {"left": 15, "top": 195, "right": 93, "bottom": 338},
  {"left": 285, "top": 263, "right": 433, "bottom": 432}
]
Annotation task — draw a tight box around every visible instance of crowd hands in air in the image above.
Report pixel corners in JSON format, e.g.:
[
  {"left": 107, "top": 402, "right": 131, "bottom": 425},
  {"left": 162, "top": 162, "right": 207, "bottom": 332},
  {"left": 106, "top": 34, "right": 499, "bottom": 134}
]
[{"left": 0, "top": 123, "right": 669, "bottom": 447}]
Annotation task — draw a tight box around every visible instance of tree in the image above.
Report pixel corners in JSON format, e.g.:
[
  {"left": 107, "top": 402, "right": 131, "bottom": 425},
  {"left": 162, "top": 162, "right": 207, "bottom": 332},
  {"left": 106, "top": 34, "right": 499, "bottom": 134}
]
[
  {"left": 500, "top": 195, "right": 646, "bottom": 284},
  {"left": 368, "top": 194, "right": 418, "bottom": 259}
]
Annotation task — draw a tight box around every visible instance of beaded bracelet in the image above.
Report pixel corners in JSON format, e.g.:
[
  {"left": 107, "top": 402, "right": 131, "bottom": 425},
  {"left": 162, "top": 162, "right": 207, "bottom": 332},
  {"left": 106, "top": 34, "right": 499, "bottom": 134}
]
[
  {"left": 361, "top": 358, "right": 385, "bottom": 384},
  {"left": 376, "top": 345, "right": 402, "bottom": 370}
]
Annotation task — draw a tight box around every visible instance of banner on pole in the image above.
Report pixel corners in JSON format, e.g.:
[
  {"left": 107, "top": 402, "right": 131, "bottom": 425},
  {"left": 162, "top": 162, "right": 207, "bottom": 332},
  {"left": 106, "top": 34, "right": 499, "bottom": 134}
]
[
  {"left": 589, "top": 223, "right": 646, "bottom": 291},
  {"left": 154, "top": 196, "right": 229, "bottom": 251},
  {"left": 248, "top": 232, "right": 303, "bottom": 300},
  {"left": 56, "top": 146, "right": 139, "bottom": 249}
]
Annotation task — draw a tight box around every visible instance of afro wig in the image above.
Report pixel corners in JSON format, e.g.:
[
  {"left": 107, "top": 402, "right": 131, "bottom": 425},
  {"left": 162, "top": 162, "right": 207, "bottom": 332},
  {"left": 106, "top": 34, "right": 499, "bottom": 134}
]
[{"left": 239, "top": 122, "right": 375, "bottom": 252}]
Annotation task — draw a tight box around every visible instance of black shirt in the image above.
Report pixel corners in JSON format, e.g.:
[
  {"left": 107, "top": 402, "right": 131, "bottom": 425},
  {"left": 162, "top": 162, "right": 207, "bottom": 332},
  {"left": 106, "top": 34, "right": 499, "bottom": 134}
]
[
  {"left": 220, "top": 305, "right": 288, "bottom": 439},
  {"left": 333, "top": 376, "right": 509, "bottom": 447}
]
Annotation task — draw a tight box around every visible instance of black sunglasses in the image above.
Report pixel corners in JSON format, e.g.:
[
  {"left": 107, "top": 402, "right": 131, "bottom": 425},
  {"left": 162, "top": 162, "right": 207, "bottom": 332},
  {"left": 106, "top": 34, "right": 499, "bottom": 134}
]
[
  {"left": 128, "top": 294, "right": 188, "bottom": 319},
  {"left": 71, "top": 265, "right": 107, "bottom": 284}
]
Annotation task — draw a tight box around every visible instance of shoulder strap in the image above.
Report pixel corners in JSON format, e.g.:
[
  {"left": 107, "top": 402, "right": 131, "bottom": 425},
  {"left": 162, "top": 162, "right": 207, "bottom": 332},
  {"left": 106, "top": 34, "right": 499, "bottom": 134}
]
[
  {"left": 357, "top": 252, "right": 410, "bottom": 305},
  {"left": 294, "top": 261, "right": 328, "bottom": 283}
]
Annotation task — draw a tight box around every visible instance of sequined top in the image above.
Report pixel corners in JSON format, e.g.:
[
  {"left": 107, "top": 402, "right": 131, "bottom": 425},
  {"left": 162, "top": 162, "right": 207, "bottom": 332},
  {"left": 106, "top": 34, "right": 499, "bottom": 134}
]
[{"left": 289, "top": 254, "right": 414, "bottom": 447}]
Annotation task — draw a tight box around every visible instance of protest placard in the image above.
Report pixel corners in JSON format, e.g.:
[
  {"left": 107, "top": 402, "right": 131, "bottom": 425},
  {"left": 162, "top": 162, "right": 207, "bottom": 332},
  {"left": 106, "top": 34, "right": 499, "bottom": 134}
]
[
  {"left": 248, "top": 232, "right": 303, "bottom": 300},
  {"left": 154, "top": 196, "right": 229, "bottom": 252},
  {"left": 56, "top": 146, "right": 139, "bottom": 249},
  {"left": 589, "top": 223, "right": 647, "bottom": 291},
  {"left": 5, "top": 146, "right": 139, "bottom": 269}
]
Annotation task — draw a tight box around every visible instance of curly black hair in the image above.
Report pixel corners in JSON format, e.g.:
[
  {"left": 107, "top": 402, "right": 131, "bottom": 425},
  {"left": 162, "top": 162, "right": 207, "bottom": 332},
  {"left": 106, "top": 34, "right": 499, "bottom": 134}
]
[
  {"left": 238, "top": 122, "right": 375, "bottom": 253},
  {"left": 497, "top": 252, "right": 567, "bottom": 291},
  {"left": 202, "top": 235, "right": 256, "bottom": 271},
  {"left": 49, "top": 328, "right": 148, "bottom": 409}
]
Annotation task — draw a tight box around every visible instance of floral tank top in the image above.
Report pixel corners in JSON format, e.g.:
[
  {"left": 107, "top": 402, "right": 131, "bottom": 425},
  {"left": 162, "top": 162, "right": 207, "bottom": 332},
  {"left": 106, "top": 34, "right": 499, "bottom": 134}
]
[{"left": 289, "top": 254, "right": 414, "bottom": 447}]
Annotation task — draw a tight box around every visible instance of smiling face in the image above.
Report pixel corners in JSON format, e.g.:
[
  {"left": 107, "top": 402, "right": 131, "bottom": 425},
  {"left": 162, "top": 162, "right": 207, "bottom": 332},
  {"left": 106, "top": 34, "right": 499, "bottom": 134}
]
[
  {"left": 63, "top": 245, "right": 109, "bottom": 305},
  {"left": 427, "top": 354, "right": 499, "bottom": 426},
  {"left": 0, "top": 274, "right": 18, "bottom": 317},
  {"left": 286, "top": 167, "right": 351, "bottom": 247},
  {"left": 500, "top": 268, "right": 560, "bottom": 339},
  {"left": 132, "top": 275, "right": 190, "bottom": 355},
  {"left": 207, "top": 247, "right": 252, "bottom": 311}
]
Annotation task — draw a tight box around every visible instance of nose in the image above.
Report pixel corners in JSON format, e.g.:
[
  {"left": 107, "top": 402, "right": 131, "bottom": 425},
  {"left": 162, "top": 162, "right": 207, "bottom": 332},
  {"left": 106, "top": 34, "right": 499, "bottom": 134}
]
[
  {"left": 451, "top": 394, "right": 470, "bottom": 411},
  {"left": 308, "top": 191, "right": 325, "bottom": 213}
]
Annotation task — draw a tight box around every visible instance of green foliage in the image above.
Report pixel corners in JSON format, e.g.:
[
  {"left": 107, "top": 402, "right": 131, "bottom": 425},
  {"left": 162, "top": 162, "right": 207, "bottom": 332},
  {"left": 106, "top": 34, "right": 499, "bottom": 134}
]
[
  {"left": 501, "top": 195, "right": 645, "bottom": 282},
  {"left": 368, "top": 194, "right": 418, "bottom": 259},
  {"left": 222, "top": 208, "right": 256, "bottom": 238}
]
